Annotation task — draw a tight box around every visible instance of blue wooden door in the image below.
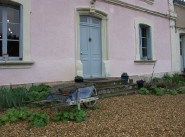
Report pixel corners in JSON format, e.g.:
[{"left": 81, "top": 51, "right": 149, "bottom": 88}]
[{"left": 80, "top": 16, "right": 102, "bottom": 78}]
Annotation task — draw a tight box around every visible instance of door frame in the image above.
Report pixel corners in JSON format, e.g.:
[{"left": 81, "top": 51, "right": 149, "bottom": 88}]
[
  {"left": 75, "top": 8, "right": 110, "bottom": 78},
  {"left": 179, "top": 33, "right": 185, "bottom": 72}
]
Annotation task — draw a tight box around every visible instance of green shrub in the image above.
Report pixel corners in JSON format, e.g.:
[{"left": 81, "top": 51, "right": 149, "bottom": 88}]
[
  {"left": 151, "top": 87, "right": 164, "bottom": 96},
  {"left": 27, "top": 84, "right": 51, "bottom": 101},
  {"left": 29, "top": 112, "right": 50, "bottom": 127},
  {"left": 54, "top": 107, "right": 87, "bottom": 123},
  {"left": 0, "top": 87, "right": 28, "bottom": 110},
  {"left": 152, "top": 77, "right": 162, "bottom": 83},
  {"left": 162, "top": 73, "right": 172, "bottom": 82},
  {"left": 166, "top": 89, "right": 178, "bottom": 95},
  {"left": 177, "top": 88, "right": 185, "bottom": 94},
  {"left": 176, "top": 86, "right": 185, "bottom": 94},
  {"left": 138, "top": 88, "right": 149, "bottom": 95},
  {"left": 172, "top": 73, "right": 184, "bottom": 84},
  {"left": 0, "top": 107, "right": 31, "bottom": 124}
]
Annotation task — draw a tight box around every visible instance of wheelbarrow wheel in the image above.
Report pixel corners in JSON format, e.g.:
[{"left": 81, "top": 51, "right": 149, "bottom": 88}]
[{"left": 83, "top": 88, "right": 97, "bottom": 108}]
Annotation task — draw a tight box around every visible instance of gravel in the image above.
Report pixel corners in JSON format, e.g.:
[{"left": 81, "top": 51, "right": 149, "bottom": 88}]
[{"left": 0, "top": 94, "right": 185, "bottom": 137}]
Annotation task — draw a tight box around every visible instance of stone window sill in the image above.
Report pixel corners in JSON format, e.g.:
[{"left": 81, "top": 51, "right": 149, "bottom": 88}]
[
  {"left": 0, "top": 61, "right": 34, "bottom": 69},
  {"left": 134, "top": 60, "right": 156, "bottom": 63}
]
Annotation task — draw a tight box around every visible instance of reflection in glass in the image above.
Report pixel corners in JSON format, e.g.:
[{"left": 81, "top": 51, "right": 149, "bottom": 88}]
[
  {"left": 7, "top": 41, "right": 19, "bottom": 57},
  {"left": 141, "top": 27, "right": 147, "bottom": 37},
  {"left": 142, "top": 38, "right": 147, "bottom": 48},
  {"left": 0, "top": 6, "right": 2, "bottom": 23},
  {"left": 0, "top": 22, "right": 2, "bottom": 39},
  {"left": 7, "top": 7, "right": 19, "bottom": 23},
  {"left": 0, "top": 40, "right": 2, "bottom": 56},
  {"left": 7, "top": 23, "right": 19, "bottom": 40},
  {"left": 80, "top": 16, "right": 88, "bottom": 23},
  {"left": 142, "top": 48, "right": 147, "bottom": 57}
]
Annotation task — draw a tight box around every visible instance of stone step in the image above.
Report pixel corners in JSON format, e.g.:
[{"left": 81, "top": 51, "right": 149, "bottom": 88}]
[
  {"left": 84, "top": 77, "right": 127, "bottom": 87},
  {"left": 51, "top": 77, "right": 138, "bottom": 99},
  {"left": 97, "top": 86, "right": 137, "bottom": 95},
  {"left": 84, "top": 77, "right": 138, "bottom": 97}
]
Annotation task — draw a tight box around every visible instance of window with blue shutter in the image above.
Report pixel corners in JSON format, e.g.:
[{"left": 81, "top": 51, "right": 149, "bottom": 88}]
[{"left": 139, "top": 24, "right": 152, "bottom": 60}]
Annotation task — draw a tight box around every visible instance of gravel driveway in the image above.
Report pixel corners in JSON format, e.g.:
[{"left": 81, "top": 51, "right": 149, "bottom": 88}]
[{"left": 0, "top": 94, "right": 185, "bottom": 137}]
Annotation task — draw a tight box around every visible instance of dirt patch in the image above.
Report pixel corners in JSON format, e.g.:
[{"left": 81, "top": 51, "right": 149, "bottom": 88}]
[{"left": 0, "top": 94, "right": 185, "bottom": 137}]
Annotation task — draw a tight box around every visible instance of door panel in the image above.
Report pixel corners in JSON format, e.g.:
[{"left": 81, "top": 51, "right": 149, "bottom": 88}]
[
  {"left": 80, "top": 16, "right": 102, "bottom": 78},
  {"left": 90, "top": 27, "right": 102, "bottom": 77},
  {"left": 80, "top": 26, "right": 90, "bottom": 77}
]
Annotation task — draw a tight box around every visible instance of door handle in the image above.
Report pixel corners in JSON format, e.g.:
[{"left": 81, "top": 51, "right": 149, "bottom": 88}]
[{"left": 89, "top": 38, "right": 92, "bottom": 42}]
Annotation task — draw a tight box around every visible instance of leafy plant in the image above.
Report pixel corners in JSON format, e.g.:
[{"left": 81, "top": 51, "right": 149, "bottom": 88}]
[
  {"left": 177, "top": 88, "right": 185, "bottom": 94},
  {"left": 162, "top": 73, "right": 172, "bottom": 82},
  {"left": 27, "top": 84, "right": 51, "bottom": 101},
  {"left": 74, "top": 76, "right": 84, "bottom": 82},
  {"left": 138, "top": 88, "right": 149, "bottom": 95},
  {"left": 166, "top": 89, "right": 178, "bottom": 95},
  {"left": 151, "top": 87, "right": 164, "bottom": 96},
  {"left": 0, "top": 87, "right": 28, "bottom": 110},
  {"left": 152, "top": 77, "right": 162, "bottom": 83},
  {"left": 143, "top": 82, "right": 152, "bottom": 90},
  {"left": 172, "top": 73, "right": 184, "bottom": 84},
  {"left": 29, "top": 112, "right": 50, "bottom": 127},
  {"left": 0, "top": 107, "right": 31, "bottom": 124},
  {"left": 54, "top": 107, "right": 87, "bottom": 123},
  {"left": 121, "top": 72, "right": 128, "bottom": 77}
]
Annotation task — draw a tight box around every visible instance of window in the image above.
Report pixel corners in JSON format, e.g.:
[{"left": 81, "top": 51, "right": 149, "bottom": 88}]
[
  {"left": 0, "top": 5, "right": 21, "bottom": 60},
  {"left": 134, "top": 18, "right": 155, "bottom": 62},
  {"left": 139, "top": 24, "right": 152, "bottom": 60}
]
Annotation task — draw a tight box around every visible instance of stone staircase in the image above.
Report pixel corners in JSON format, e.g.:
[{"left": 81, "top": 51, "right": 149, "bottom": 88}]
[{"left": 84, "top": 78, "right": 138, "bottom": 98}]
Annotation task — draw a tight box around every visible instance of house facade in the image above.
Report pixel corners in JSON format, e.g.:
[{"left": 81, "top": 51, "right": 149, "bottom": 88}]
[
  {"left": 0, "top": 0, "right": 176, "bottom": 85},
  {"left": 174, "top": 0, "right": 185, "bottom": 72}
]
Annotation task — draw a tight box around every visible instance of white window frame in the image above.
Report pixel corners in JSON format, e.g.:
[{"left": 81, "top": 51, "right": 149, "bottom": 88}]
[
  {"left": 0, "top": 5, "right": 21, "bottom": 60},
  {"left": 135, "top": 18, "right": 156, "bottom": 62},
  {"left": 0, "top": 0, "right": 33, "bottom": 68}
]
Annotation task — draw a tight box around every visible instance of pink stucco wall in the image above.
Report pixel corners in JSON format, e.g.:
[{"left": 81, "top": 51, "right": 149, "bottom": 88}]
[
  {"left": 0, "top": 0, "right": 171, "bottom": 85},
  {"left": 120, "top": 0, "right": 169, "bottom": 14}
]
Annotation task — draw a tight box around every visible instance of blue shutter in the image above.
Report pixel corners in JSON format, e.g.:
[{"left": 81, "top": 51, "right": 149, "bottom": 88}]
[
  {"left": 147, "top": 27, "right": 152, "bottom": 59},
  {"left": 139, "top": 25, "right": 143, "bottom": 59}
]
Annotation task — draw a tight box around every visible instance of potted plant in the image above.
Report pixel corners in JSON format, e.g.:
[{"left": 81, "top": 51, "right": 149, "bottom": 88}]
[
  {"left": 121, "top": 72, "right": 129, "bottom": 82},
  {"left": 74, "top": 75, "right": 84, "bottom": 83},
  {"left": 136, "top": 80, "right": 145, "bottom": 89}
]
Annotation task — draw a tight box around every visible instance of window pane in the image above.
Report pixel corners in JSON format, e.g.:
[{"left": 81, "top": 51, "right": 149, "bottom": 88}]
[
  {"left": 142, "top": 38, "right": 147, "bottom": 48},
  {"left": 7, "top": 24, "right": 19, "bottom": 40},
  {"left": 7, "top": 7, "right": 19, "bottom": 23},
  {"left": 7, "top": 41, "right": 19, "bottom": 57},
  {"left": 92, "top": 18, "right": 100, "bottom": 25},
  {"left": 0, "top": 22, "right": 2, "bottom": 39},
  {"left": 0, "top": 40, "right": 2, "bottom": 56},
  {"left": 80, "top": 16, "right": 88, "bottom": 23},
  {"left": 141, "top": 27, "right": 147, "bottom": 37},
  {"left": 142, "top": 48, "right": 147, "bottom": 57},
  {"left": 0, "top": 6, "right": 2, "bottom": 23},
  {"left": 180, "top": 36, "right": 182, "bottom": 55}
]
